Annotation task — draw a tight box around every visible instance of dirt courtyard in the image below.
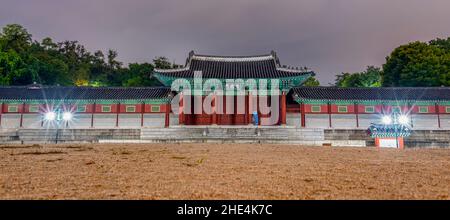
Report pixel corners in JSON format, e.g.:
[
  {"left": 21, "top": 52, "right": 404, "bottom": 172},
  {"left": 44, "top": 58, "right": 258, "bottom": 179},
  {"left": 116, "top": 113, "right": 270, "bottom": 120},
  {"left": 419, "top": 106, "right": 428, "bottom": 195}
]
[{"left": 0, "top": 143, "right": 449, "bottom": 199}]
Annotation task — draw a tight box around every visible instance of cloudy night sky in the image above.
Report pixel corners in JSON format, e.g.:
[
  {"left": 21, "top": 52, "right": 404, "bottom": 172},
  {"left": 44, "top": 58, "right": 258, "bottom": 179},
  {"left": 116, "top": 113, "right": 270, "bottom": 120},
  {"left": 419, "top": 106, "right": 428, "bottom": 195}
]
[{"left": 1, "top": 0, "right": 449, "bottom": 84}]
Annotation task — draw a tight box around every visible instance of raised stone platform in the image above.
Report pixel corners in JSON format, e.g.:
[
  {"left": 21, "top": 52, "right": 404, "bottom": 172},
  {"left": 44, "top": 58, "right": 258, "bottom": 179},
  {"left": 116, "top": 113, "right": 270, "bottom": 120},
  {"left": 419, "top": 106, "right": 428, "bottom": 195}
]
[{"left": 0, "top": 127, "right": 449, "bottom": 147}]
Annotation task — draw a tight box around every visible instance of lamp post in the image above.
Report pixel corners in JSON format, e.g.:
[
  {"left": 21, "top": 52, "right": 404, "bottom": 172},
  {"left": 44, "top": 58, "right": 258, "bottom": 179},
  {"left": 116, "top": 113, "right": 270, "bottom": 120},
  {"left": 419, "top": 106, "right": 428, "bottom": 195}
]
[
  {"left": 43, "top": 109, "right": 73, "bottom": 144},
  {"left": 392, "top": 111, "right": 399, "bottom": 149},
  {"left": 369, "top": 108, "right": 411, "bottom": 149}
]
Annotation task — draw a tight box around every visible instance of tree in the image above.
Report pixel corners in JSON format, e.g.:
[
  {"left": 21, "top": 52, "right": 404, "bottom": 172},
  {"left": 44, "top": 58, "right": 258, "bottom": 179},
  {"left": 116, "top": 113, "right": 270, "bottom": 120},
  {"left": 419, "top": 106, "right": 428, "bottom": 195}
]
[
  {"left": 106, "top": 49, "right": 122, "bottom": 70},
  {"left": 0, "top": 50, "right": 29, "bottom": 85},
  {"left": 302, "top": 76, "right": 320, "bottom": 86},
  {"left": 430, "top": 37, "right": 450, "bottom": 51},
  {"left": 153, "top": 57, "right": 172, "bottom": 69},
  {"left": 122, "top": 63, "right": 162, "bottom": 87},
  {"left": 0, "top": 24, "right": 32, "bottom": 53},
  {"left": 335, "top": 66, "right": 382, "bottom": 87},
  {"left": 382, "top": 41, "right": 450, "bottom": 87}
]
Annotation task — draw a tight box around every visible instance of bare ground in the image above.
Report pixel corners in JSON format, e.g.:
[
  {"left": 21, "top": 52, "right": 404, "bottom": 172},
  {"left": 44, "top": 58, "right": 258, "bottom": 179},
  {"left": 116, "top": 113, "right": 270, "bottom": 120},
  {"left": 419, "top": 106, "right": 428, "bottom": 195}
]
[{"left": 0, "top": 143, "right": 449, "bottom": 200}]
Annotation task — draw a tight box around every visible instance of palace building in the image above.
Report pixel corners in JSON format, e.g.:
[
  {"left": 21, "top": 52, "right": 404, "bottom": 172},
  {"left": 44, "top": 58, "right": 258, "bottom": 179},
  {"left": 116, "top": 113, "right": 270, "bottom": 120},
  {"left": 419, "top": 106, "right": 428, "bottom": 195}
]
[
  {"left": 0, "top": 51, "right": 449, "bottom": 130},
  {"left": 153, "top": 51, "right": 314, "bottom": 126}
]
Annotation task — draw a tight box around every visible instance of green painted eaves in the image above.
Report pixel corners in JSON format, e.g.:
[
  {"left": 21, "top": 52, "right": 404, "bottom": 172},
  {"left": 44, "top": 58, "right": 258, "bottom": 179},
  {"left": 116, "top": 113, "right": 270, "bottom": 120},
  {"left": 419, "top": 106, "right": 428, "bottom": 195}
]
[{"left": 153, "top": 72, "right": 313, "bottom": 92}]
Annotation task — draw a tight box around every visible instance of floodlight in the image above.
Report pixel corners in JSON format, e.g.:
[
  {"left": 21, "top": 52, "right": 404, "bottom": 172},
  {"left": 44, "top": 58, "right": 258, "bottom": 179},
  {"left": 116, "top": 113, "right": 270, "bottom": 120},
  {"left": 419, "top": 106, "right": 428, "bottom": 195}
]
[
  {"left": 62, "top": 112, "right": 73, "bottom": 121},
  {"left": 44, "top": 112, "right": 56, "bottom": 121},
  {"left": 382, "top": 115, "right": 392, "bottom": 125},
  {"left": 398, "top": 115, "right": 409, "bottom": 125}
]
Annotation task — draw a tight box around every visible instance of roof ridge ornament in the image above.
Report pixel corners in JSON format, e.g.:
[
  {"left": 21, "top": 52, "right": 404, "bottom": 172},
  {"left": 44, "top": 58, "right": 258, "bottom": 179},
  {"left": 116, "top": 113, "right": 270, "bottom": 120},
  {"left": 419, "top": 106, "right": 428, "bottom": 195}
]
[{"left": 191, "top": 54, "right": 274, "bottom": 62}]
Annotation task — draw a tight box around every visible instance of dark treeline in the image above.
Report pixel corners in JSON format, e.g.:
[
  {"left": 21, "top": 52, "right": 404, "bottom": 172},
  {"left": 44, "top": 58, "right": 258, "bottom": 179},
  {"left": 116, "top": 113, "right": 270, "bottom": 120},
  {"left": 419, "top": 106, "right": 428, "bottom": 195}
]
[
  {"left": 0, "top": 24, "right": 179, "bottom": 87},
  {"left": 1, "top": 24, "right": 449, "bottom": 87},
  {"left": 315, "top": 37, "right": 450, "bottom": 87}
]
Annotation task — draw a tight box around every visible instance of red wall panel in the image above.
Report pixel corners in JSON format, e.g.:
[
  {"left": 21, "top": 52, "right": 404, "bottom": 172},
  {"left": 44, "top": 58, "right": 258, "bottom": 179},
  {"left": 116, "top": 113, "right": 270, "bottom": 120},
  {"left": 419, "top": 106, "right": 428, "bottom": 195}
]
[
  {"left": 410, "top": 105, "right": 436, "bottom": 114},
  {"left": 304, "top": 104, "right": 329, "bottom": 113},
  {"left": 95, "top": 104, "right": 118, "bottom": 113},
  {"left": 438, "top": 105, "right": 449, "bottom": 114},
  {"left": 118, "top": 104, "right": 143, "bottom": 113},
  {"left": 330, "top": 104, "right": 355, "bottom": 113}
]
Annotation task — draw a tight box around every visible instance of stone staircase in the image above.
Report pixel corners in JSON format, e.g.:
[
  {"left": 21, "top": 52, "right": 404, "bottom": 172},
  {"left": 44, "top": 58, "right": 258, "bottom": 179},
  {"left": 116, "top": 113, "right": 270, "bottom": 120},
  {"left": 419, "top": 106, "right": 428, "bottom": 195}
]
[{"left": 140, "top": 126, "right": 325, "bottom": 144}]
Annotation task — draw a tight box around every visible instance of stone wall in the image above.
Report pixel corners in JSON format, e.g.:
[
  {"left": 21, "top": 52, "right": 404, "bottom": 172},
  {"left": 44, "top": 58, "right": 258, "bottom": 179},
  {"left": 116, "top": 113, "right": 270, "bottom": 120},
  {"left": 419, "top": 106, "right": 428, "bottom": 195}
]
[
  {"left": 2, "top": 112, "right": 450, "bottom": 130},
  {"left": 297, "top": 113, "right": 450, "bottom": 131},
  {"left": 15, "top": 129, "right": 141, "bottom": 143},
  {"left": 0, "top": 127, "right": 448, "bottom": 147},
  {"left": 0, "top": 113, "right": 169, "bottom": 129},
  {"left": 324, "top": 129, "right": 450, "bottom": 148}
]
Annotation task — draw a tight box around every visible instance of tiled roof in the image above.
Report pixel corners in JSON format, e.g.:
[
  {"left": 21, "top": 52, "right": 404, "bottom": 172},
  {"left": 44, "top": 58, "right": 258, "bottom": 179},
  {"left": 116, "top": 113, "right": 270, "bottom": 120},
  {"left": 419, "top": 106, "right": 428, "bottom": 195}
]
[
  {"left": 0, "top": 85, "right": 171, "bottom": 100},
  {"left": 154, "top": 51, "right": 313, "bottom": 79},
  {"left": 292, "top": 87, "right": 450, "bottom": 101}
]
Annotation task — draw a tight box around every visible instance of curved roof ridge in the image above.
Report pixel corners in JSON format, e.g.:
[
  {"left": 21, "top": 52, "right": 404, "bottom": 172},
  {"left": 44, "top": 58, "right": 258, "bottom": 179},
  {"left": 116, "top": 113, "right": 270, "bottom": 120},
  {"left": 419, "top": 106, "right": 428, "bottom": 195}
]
[
  {"left": 153, "top": 67, "right": 190, "bottom": 73},
  {"left": 276, "top": 67, "right": 312, "bottom": 73},
  {"left": 191, "top": 54, "right": 274, "bottom": 62}
]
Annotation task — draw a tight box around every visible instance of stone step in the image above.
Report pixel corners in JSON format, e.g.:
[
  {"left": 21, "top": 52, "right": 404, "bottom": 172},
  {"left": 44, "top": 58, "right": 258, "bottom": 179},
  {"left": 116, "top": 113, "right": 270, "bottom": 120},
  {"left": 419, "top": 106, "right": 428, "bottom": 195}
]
[{"left": 140, "top": 127, "right": 324, "bottom": 141}]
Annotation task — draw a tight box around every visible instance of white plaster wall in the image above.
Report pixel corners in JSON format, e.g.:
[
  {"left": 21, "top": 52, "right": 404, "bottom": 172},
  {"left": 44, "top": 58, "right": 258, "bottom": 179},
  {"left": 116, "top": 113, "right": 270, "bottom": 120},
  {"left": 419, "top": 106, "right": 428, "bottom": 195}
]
[
  {"left": 411, "top": 114, "right": 439, "bottom": 130},
  {"left": 287, "top": 113, "right": 301, "bottom": 127},
  {"left": 358, "top": 114, "right": 380, "bottom": 129},
  {"left": 69, "top": 114, "right": 93, "bottom": 128},
  {"left": 440, "top": 115, "right": 450, "bottom": 129},
  {"left": 118, "top": 114, "right": 141, "bottom": 128},
  {"left": 22, "top": 114, "right": 42, "bottom": 128},
  {"left": 93, "top": 114, "right": 116, "bottom": 128},
  {"left": 143, "top": 113, "right": 165, "bottom": 127},
  {"left": 331, "top": 114, "right": 357, "bottom": 129},
  {"left": 42, "top": 120, "right": 58, "bottom": 129},
  {"left": 305, "top": 114, "right": 329, "bottom": 128},
  {"left": 170, "top": 113, "right": 179, "bottom": 126},
  {"left": 1, "top": 114, "right": 21, "bottom": 128}
]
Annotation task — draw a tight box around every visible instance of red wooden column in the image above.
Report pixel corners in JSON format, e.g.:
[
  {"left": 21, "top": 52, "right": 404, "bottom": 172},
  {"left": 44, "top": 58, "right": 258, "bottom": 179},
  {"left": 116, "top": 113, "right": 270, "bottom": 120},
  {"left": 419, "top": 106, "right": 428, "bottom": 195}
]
[
  {"left": 244, "top": 93, "right": 248, "bottom": 124},
  {"left": 212, "top": 94, "right": 217, "bottom": 125},
  {"left": 233, "top": 95, "right": 237, "bottom": 125},
  {"left": 300, "top": 102, "right": 306, "bottom": 127},
  {"left": 280, "top": 91, "right": 287, "bottom": 125},
  {"left": 0, "top": 102, "right": 3, "bottom": 127},
  {"left": 248, "top": 92, "right": 253, "bottom": 125},
  {"left": 115, "top": 102, "right": 120, "bottom": 127},
  {"left": 179, "top": 92, "right": 184, "bottom": 125},
  {"left": 257, "top": 93, "right": 261, "bottom": 125},
  {"left": 91, "top": 102, "right": 96, "bottom": 128},
  {"left": 436, "top": 103, "right": 441, "bottom": 128},
  {"left": 327, "top": 102, "right": 332, "bottom": 128},
  {"left": 19, "top": 102, "right": 25, "bottom": 128},
  {"left": 354, "top": 102, "right": 359, "bottom": 128},
  {"left": 141, "top": 102, "right": 145, "bottom": 127},
  {"left": 164, "top": 103, "right": 170, "bottom": 128}
]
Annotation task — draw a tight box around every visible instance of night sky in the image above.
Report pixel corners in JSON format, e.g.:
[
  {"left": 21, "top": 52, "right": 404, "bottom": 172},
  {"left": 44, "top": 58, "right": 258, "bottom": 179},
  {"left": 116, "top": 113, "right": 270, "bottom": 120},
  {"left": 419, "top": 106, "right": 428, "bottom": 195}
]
[{"left": 1, "top": 0, "right": 449, "bottom": 84}]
